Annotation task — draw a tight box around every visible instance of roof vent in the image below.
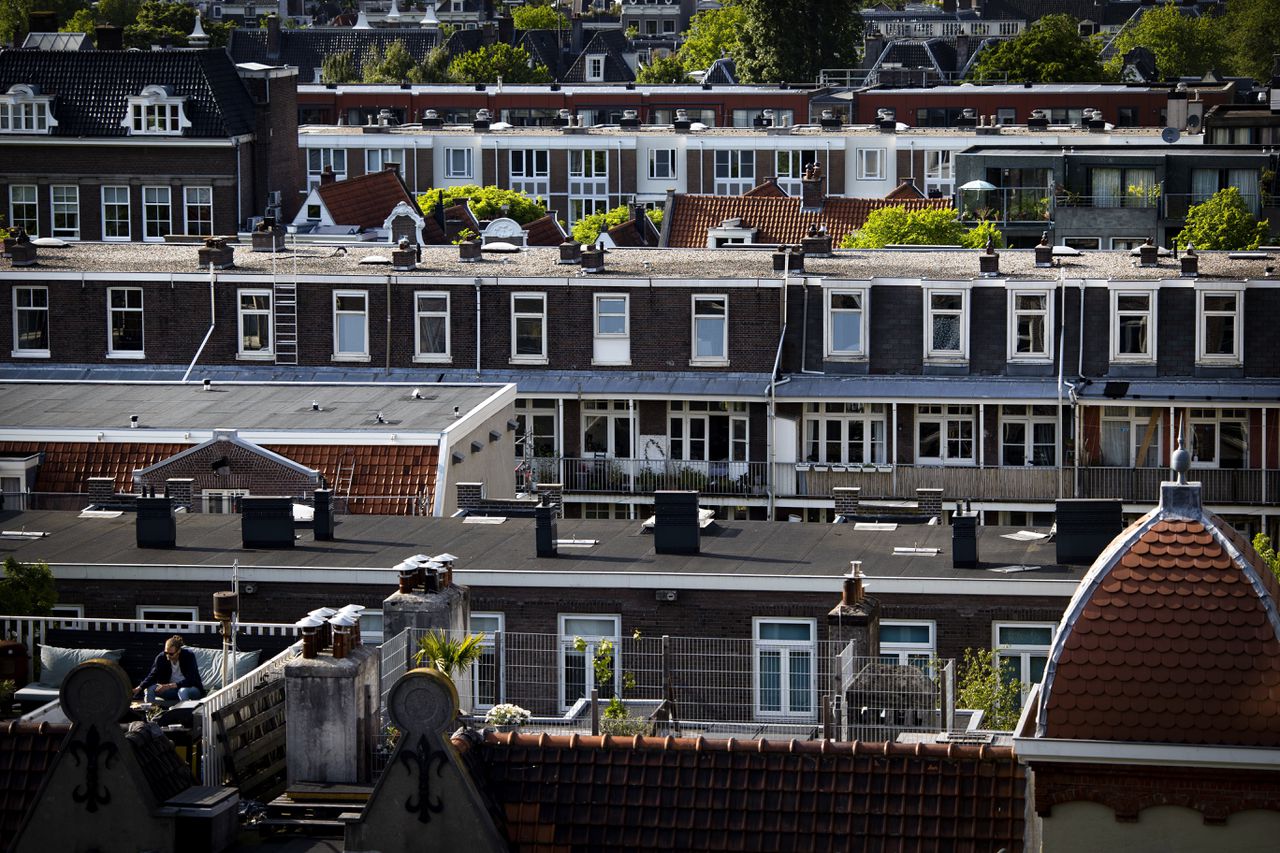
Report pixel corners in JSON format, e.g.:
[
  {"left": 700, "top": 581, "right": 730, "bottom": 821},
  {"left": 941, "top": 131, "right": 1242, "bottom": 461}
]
[
  {"left": 753, "top": 109, "right": 773, "bottom": 129},
  {"left": 875, "top": 108, "right": 896, "bottom": 132},
  {"left": 6, "top": 229, "right": 36, "bottom": 267},
  {"left": 620, "top": 108, "right": 640, "bottom": 128},
  {"left": 820, "top": 108, "right": 842, "bottom": 131},
  {"left": 136, "top": 495, "right": 176, "bottom": 549},
  {"left": 552, "top": 108, "right": 571, "bottom": 128},
  {"left": 474, "top": 108, "right": 492, "bottom": 131},
  {"left": 1027, "top": 108, "right": 1049, "bottom": 129},
  {"left": 957, "top": 107, "right": 978, "bottom": 129},
  {"left": 421, "top": 108, "right": 443, "bottom": 128},
  {"left": 952, "top": 508, "right": 978, "bottom": 569},
  {"left": 535, "top": 503, "right": 557, "bottom": 558},
  {"left": 313, "top": 488, "right": 335, "bottom": 541},
  {"left": 673, "top": 108, "right": 692, "bottom": 132},
  {"left": 198, "top": 237, "right": 235, "bottom": 270}
]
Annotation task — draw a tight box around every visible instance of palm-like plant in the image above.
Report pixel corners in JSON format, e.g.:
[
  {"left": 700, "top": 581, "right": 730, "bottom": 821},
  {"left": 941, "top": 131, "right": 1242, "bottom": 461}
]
[{"left": 413, "top": 630, "right": 486, "bottom": 679}]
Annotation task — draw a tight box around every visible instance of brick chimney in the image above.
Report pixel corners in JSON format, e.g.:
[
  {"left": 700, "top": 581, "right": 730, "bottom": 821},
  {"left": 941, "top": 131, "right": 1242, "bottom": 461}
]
[
  {"left": 87, "top": 476, "right": 116, "bottom": 505},
  {"left": 456, "top": 482, "right": 483, "bottom": 511},
  {"left": 165, "top": 477, "right": 195, "bottom": 511},
  {"left": 266, "top": 13, "right": 282, "bottom": 58},
  {"left": 827, "top": 561, "right": 880, "bottom": 657},
  {"left": 833, "top": 487, "right": 860, "bottom": 519},
  {"left": 800, "top": 161, "right": 825, "bottom": 212},
  {"left": 320, "top": 165, "right": 336, "bottom": 185},
  {"left": 916, "top": 487, "right": 943, "bottom": 522},
  {"left": 95, "top": 25, "right": 123, "bottom": 50}
]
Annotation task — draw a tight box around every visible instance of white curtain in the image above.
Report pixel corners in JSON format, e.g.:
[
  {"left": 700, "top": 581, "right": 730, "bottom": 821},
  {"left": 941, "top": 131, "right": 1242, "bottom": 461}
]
[
  {"left": 1092, "top": 168, "right": 1121, "bottom": 208},
  {"left": 1229, "top": 169, "right": 1260, "bottom": 214}
]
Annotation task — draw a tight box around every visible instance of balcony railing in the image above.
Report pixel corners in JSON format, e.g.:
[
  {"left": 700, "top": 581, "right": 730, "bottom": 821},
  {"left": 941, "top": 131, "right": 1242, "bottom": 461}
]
[
  {"left": 1077, "top": 467, "right": 1278, "bottom": 505},
  {"left": 959, "top": 187, "right": 1051, "bottom": 225},
  {"left": 1054, "top": 193, "right": 1160, "bottom": 210},
  {"left": 520, "top": 457, "right": 769, "bottom": 497},
  {"left": 774, "top": 463, "right": 1074, "bottom": 503},
  {"left": 1163, "top": 192, "right": 1263, "bottom": 219}
]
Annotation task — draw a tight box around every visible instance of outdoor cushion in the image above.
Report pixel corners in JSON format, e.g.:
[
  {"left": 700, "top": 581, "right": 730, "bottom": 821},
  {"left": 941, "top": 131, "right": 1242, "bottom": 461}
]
[
  {"left": 189, "top": 646, "right": 261, "bottom": 693},
  {"left": 38, "top": 645, "right": 125, "bottom": 687}
]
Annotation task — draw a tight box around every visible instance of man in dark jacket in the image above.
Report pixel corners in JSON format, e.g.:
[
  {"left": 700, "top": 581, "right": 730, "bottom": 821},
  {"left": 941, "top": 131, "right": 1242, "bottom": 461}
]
[{"left": 134, "top": 635, "right": 205, "bottom": 703}]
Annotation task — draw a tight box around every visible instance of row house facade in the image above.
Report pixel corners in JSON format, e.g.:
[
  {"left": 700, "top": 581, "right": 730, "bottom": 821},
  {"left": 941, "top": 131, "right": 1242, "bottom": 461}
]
[
  {"left": 1, "top": 243, "right": 1277, "bottom": 535},
  {"left": 0, "top": 47, "right": 304, "bottom": 241}
]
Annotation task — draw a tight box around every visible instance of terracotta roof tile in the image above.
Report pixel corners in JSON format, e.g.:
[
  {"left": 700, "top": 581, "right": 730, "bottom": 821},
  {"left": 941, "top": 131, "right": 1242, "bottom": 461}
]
[
  {"left": 1042, "top": 514, "right": 1280, "bottom": 746},
  {"left": 0, "top": 721, "right": 68, "bottom": 842},
  {"left": 741, "top": 177, "right": 788, "bottom": 198},
  {"left": 316, "top": 170, "right": 418, "bottom": 232},
  {"left": 522, "top": 214, "right": 567, "bottom": 247}
]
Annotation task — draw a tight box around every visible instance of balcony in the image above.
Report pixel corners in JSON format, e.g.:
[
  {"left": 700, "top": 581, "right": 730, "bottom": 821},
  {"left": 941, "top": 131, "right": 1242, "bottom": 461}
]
[
  {"left": 1077, "top": 467, "right": 1280, "bottom": 505},
  {"left": 959, "top": 187, "right": 1051, "bottom": 226},
  {"left": 1162, "top": 192, "right": 1263, "bottom": 220},
  {"left": 774, "top": 463, "right": 1072, "bottom": 503},
  {"left": 520, "top": 457, "right": 769, "bottom": 498}
]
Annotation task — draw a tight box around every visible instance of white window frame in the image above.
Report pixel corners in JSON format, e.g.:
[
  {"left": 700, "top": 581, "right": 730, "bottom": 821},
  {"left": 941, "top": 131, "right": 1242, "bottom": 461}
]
[
  {"left": 582, "top": 399, "right": 634, "bottom": 458},
  {"left": 48, "top": 604, "right": 85, "bottom": 629},
  {"left": 713, "top": 149, "right": 754, "bottom": 196},
  {"left": 142, "top": 185, "right": 171, "bottom": 242},
  {"left": 775, "top": 149, "right": 818, "bottom": 197},
  {"left": 648, "top": 147, "right": 677, "bottom": 180},
  {"left": 802, "top": 402, "right": 886, "bottom": 465},
  {"left": 999, "top": 404, "right": 1058, "bottom": 467},
  {"left": 50, "top": 184, "right": 79, "bottom": 239},
  {"left": 824, "top": 287, "right": 867, "bottom": 359},
  {"left": 101, "top": 185, "right": 131, "bottom": 241},
  {"left": 107, "top": 286, "right": 144, "bottom": 358},
  {"left": 413, "top": 290, "right": 451, "bottom": 362},
  {"left": 558, "top": 613, "right": 621, "bottom": 712},
  {"left": 135, "top": 605, "right": 199, "bottom": 630},
  {"left": 184, "top": 186, "right": 214, "bottom": 236},
  {"left": 1188, "top": 407, "right": 1248, "bottom": 469},
  {"left": 923, "top": 149, "right": 954, "bottom": 196},
  {"left": 752, "top": 616, "right": 817, "bottom": 720},
  {"left": 993, "top": 621, "right": 1055, "bottom": 698},
  {"left": 668, "top": 400, "right": 748, "bottom": 462},
  {"left": 1195, "top": 289, "right": 1242, "bottom": 365},
  {"left": 470, "top": 612, "right": 505, "bottom": 710},
  {"left": 510, "top": 292, "right": 548, "bottom": 363},
  {"left": 916, "top": 403, "right": 975, "bottom": 465},
  {"left": 592, "top": 293, "right": 630, "bottom": 366},
  {"left": 9, "top": 184, "right": 38, "bottom": 235},
  {"left": 12, "top": 285, "right": 50, "bottom": 358},
  {"left": 1007, "top": 288, "right": 1053, "bottom": 363},
  {"left": 924, "top": 287, "right": 968, "bottom": 361},
  {"left": 690, "top": 294, "right": 729, "bottom": 365},
  {"left": 594, "top": 293, "right": 628, "bottom": 338},
  {"left": 124, "top": 87, "right": 190, "bottom": 136},
  {"left": 445, "top": 146, "right": 473, "bottom": 179},
  {"left": 856, "top": 148, "right": 884, "bottom": 181},
  {"left": 1099, "top": 405, "right": 1163, "bottom": 468},
  {"left": 509, "top": 149, "right": 550, "bottom": 199},
  {"left": 203, "top": 488, "right": 248, "bottom": 513},
  {"left": 0, "top": 85, "right": 56, "bottom": 134},
  {"left": 237, "top": 288, "right": 273, "bottom": 358},
  {"left": 569, "top": 149, "right": 609, "bottom": 224},
  {"left": 366, "top": 147, "right": 407, "bottom": 175},
  {"left": 306, "top": 148, "right": 347, "bottom": 188},
  {"left": 332, "top": 290, "right": 370, "bottom": 361},
  {"left": 878, "top": 620, "right": 936, "bottom": 668},
  {"left": 1110, "top": 289, "right": 1155, "bottom": 362},
  {"left": 586, "top": 54, "right": 605, "bottom": 81}
]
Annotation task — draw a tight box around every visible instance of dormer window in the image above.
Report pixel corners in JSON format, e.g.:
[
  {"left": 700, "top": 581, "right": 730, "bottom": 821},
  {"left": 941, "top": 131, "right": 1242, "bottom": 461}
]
[
  {"left": 0, "top": 84, "right": 56, "bottom": 134},
  {"left": 123, "top": 85, "right": 190, "bottom": 136}
]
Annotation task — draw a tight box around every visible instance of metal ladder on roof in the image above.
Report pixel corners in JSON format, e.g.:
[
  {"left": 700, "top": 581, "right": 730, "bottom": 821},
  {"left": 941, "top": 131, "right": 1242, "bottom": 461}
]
[
  {"left": 273, "top": 279, "right": 298, "bottom": 365},
  {"left": 332, "top": 449, "right": 356, "bottom": 514}
]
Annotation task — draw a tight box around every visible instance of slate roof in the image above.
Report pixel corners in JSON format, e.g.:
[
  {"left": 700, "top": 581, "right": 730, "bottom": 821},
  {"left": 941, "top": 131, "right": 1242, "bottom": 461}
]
[
  {"left": 564, "top": 30, "right": 634, "bottom": 84},
  {"left": 0, "top": 722, "right": 67, "bottom": 845},
  {"left": 228, "top": 28, "right": 444, "bottom": 84},
  {"left": 316, "top": 169, "right": 419, "bottom": 231},
  {"left": 0, "top": 49, "right": 256, "bottom": 138},
  {"left": 517, "top": 29, "right": 568, "bottom": 80},
  {"left": 465, "top": 731, "right": 1026, "bottom": 852},
  {"left": 664, "top": 183, "right": 951, "bottom": 248},
  {"left": 1038, "top": 483, "right": 1280, "bottom": 747},
  {"left": 703, "top": 56, "right": 737, "bottom": 86}
]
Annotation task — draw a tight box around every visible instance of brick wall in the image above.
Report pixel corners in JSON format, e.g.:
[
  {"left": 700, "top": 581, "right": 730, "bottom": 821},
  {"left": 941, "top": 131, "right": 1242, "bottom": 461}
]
[
  {"left": 870, "top": 285, "right": 924, "bottom": 373},
  {"left": 135, "top": 439, "right": 318, "bottom": 499}
]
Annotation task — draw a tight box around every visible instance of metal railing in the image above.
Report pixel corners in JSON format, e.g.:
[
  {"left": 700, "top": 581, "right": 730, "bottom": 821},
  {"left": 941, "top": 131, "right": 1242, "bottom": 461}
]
[
  {"left": 774, "top": 463, "right": 1074, "bottom": 503},
  {"left": 379, "top": 628, "right": 954, "bottom": 743},
  {"left": 1054, "top": 194, "right": 1160, "bottom": 210},
  {"left": 959, "top": 187, "right": 1052, "bottom": 225},
  {"left": 521, "top": 457, "right": 769, "bottom": 498},
  {"left": 1078, "top": 466, "right": 1278, "bottom": 505},
  {"left": 1163, "top": 192, "right": 1264, "bottom": 219}
]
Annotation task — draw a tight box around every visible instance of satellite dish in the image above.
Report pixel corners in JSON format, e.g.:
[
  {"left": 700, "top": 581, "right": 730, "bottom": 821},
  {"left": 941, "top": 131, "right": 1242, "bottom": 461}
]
[{"left": 1161, "top": 127, "right": 1181, "bottom": 144}]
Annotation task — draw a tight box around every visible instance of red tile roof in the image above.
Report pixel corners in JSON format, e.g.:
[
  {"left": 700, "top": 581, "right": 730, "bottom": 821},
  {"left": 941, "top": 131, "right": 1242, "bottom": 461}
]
[
  {"left": 421, "top": 203, "right": 480, "bottom": 245},
  {"left": 316, "top": 169, "right": 418, "bottom": 231},
  {"left": 885, "top": 181, "right": 928, "bottom": 200},
  {"left": 0, "top": 722, "right": 68, "bottom": 843},
  {"left": 465, "top": 731, "right": 1026, "bottom": 852},
  {"left": 1040, "top": 514, "right": 1280, "bottom": 747},
  {"left": 0, "top": 441, "right": 438, "bottom": 516},
  {"left": 522, "top": 214, "right": 567, "bottom": 247},
  {"left": 742, "top": 177, "right": 788, "bottom": 198},
  {"left": 664, "top": 191, "right": 951, "bottom": 248}
]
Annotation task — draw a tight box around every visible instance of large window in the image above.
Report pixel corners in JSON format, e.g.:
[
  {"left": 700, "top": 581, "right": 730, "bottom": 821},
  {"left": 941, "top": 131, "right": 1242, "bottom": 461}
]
[
  {"left": 916, "top": 404, "right": 974, "bottom": 465},
  {"left": 1008, "top": 290, "right": 1052, "bottom": 361},
  {"left": 1196, "top": 290, "right": 1241, "bottom": 364},
  {"left": 825, "top": 288, "right": 866, "bottom": 358},
  {"left": 559, "top": 614, "right": 620, "bottom": 711},
  {"left": 648, "top": 148, "right": 677, "bottom": 180},
  {"left": 9, "top": 185, "right": 37, "bottom": 235},
  {"left": 803, "top": 402, "right": 886, "bottom": 464},
  {"left": 1089, "top": 167, "right": 1157, "bottom": 208},
  {"left": 753, "top": 617, "right": 816, "bottom": 719},
  {"left": 669, "top": 400, "right": 747, "bottom": 462},
  {"left": 511, "top": 293, "right": 547, "bottom": 362},
  {"left": 414, "top": 291, "right": 450, "bottom": 362},
  {"left": 925, "top": 289, "right": 967, "bottom": 360},
  {"left": 775, "top": 149, "right": 818, "bottom": 197},
  {"left": 50, "top": 184, "right": 79, "bottom": 239},
  {"left": 101, "top": 186, "right": 131, "bottom": 240},
  {"left": 107, "top": 287, "right": 144, "bottom": 357},
  {"left": 445, "top": 147, "right": 473, "bottom": 179},
  {"left": 1000, "top": 405, "right": 1057, "bottom": 466},
  {"left": 332, "top": 290, "right": 368, "bottom": 360},
  {"left": 1111, "top": 290, "right": 1154, "bottom": 362},
  {"left": 1099, "top": 406, "right": 1163, "bottom": 468},
  {"left": 366, "top": 148, "right": 406, "bottom": 175},
  {"left": 12, "top": 286, "right": 49, "bottom": 356},
  {"left": 142, "top": 186, "right": 171, "bottom": 241},
  {"left": 994, "top": 623, "right": 1054, "bottom": 698},
  {"left": 1189, "top": 408, "right": 1246, "bottom": 469},
  {"left": 470, "top": 612, "right": 504, "bottom": 710},
  {"left": 306, "top": 148, "right": 347, "bottom": 188},
  {"left": 582, "top": 399, "right": 633, "bottom": 458},
  {"left": 129, "top": 101, "right": 185, "bottom": 135},
  {"left": 856, "top": 148, "right": 884, "bottom": 181},
  {"left": 509, "top": 149, "right": 549, "bottom": 198},
  {"left": 569, "top": 150, "right": 609, "bottom": 224},
  {"left": 515, "top": 398, "right": 558, "bottom": 461},
  {"left": 237, "top": 289, "right": 272, "bottom": 357},
  {"left": 592, "top": 293, "right": 629, "bottom": 365},
  {"left": 691, "top": 294, "right": 728, "bottom": 364},
  {"left": 879, "top": 621, "right": 935, "bottom": 669},
  {"left": 923, "top": 150, "right": 954, "bottom": 197},
  {"left": 713, "top": 150, "right": 754, "bottom": 195},
  {"left": 184, "top": 186, "right": 213, "bottom": 236},
  {"left": 0, "top": 98, "right": 51, "bottom": 132}
]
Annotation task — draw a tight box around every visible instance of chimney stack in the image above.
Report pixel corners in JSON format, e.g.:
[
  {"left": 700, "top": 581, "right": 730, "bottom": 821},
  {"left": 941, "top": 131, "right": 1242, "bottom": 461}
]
[
  {"left": 313, "top": 488, "right": 336, "bottom": 540},
  {"left": 266, "top": 14, "right": 282, "bottom": 58},
  {"left": 800, "top": 161, "right": 825, "bottom": 212},
  {"left": 95, "top": 25, "right": 123, "bottom": 50},
  {"left": 535, "top": 503, "right": 558, "bottom": 558},
  {"left": 952, "top": 508, "right": 978, "bottom": 568},
  {"left": 1055, "top": 499, "right": 1124, "bottom": 564},
  {"left": 241, "top": 496, "right": 295, "bottom": 549},
  {"left": 1034, "top": 231, "right": 1053, "bottom": 267},
  {"left": 842, "top": 561, "right": 864, "bottom": 605},
  {"left": 1139, "top": 236, "right": 1160, "bottom": 267},
  {"left": 320, "top": 165, "right": 336, "bottom": 185},
  {"left": 1181, "top": 244, "right": 1199, "bottom": 277},
  {"left": 136, "top": 495, "right": 176, "bottom": 549},
  {"left": 978, "top": 236, "right": 1000, "bottom": 278},
  {"left": 653, "top": 491, "right": 700, "bottom": 555}
]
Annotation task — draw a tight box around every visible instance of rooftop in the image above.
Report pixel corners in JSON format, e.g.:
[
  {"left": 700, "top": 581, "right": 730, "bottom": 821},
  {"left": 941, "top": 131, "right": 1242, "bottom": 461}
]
[{"left": 297, "top": 122, "right": 1185, "bottom": 139}]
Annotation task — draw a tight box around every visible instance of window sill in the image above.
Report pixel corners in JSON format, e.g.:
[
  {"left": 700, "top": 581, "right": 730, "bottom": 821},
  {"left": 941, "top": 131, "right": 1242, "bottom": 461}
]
[
  {"left": 689, "top": 358, "right": 730, "bottom": 367},
  {"left": 236, "top": 352, "right": 275, "bottom": 361},
  {"left": 1195, "top": 358, "right": 1241, "bottom": 367},
  {"left": 510, "top": 356, "right": 549, "bottom": 365},
  {"left": 1110, "top": 356, "right": 1155, "bottom": 365},
  {"left": 10, "top": 350, "right": 50, "bottom": 359},
  {"left": 924, "top": 355, "right": 968, "bottom": 364},
  {"left": 591, "top": 359, "right": 631, "bottom": 367},
  {"left": 1007, "top": 356, "right": 1052, "bottom": 365},
  {"left": 107, "top": 352, "right": 146, "bottom": 360},
  {"left": 331, "top": 354, "right": 370, "bottom": 363},
  {"left": 824, "top": 353, "right": 867, "bottom": 362},
  {"left": 413, "top": 355, "right": 452, "bottom": 363}
]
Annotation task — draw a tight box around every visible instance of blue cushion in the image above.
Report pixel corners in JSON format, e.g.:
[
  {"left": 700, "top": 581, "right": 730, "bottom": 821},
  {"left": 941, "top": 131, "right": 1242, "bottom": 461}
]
[
  {"left": 38, "top": 645, "right": 125, "bottom": 687},
  {"left": 188, "top": 646, "right": 261, "bottom": 692}
]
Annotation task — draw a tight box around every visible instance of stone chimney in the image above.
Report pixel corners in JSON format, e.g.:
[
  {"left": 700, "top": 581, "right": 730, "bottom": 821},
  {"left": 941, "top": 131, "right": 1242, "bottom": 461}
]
[
  {"left": 267, "top": 13, "right": 282, "bottom": 58},
  {"left": 284, "top": 627, "right": 379, "bottom": 785},
  {"left": 833, "top": 486, "right": 860, "bottom": 518},
  {"left": 827, "top": 561, "right": 880, "bottom": 657},
  {"left": 1181, "top": 244, "right": 1199, "bottom": 277},
  {"left": 800, "top": 161, "right": 825, "bottom": 212},
  {"left": 1034, "top": 230, "right": 1053, "bottom": 267}
]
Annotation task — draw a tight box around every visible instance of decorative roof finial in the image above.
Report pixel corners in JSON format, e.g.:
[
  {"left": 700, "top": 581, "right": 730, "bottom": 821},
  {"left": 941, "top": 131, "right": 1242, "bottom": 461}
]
[{"left": 1172, "top": 435, "right": 1191, "bottom": 485}]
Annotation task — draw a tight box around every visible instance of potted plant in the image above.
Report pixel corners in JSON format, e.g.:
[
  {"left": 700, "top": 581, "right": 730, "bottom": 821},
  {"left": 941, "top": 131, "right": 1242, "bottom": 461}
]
[{"left": 484, "top": 703, "right": 531, "bottom": 732}]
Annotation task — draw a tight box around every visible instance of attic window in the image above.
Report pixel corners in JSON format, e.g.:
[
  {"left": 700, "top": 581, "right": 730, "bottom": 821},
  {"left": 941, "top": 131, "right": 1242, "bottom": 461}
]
[
  {"left": 706, "top": 221, "right": 756, "bottom": 249},
  {"left": 0, "top": 84, "right": 56, "bottom": 134},
  {"left": 586, "top": 55, "right": 605, "bottom": 82},
  {"left": 123, "top": 86, "right": 190, "bottom": 136}
]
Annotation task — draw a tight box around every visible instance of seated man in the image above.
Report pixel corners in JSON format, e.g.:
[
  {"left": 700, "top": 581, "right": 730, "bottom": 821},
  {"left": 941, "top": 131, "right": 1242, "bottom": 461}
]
[{"left": 133, "top": 634, "right": 205, "bottom": 704}]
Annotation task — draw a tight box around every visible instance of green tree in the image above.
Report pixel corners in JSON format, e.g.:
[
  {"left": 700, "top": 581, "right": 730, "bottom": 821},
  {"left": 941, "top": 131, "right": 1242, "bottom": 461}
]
[
  {"left": 321, "top": 49, "right": 358, "bottom": 84},
  {"left": 636, "top": 54, "right": 689, "bottom": 84},
  {"left": 1219, "top": 0, "right": 1280, "bottom": 82},
  {"left": 735, "top": 0, "right": 861, "bottom": 84},
  {"left": 97, "top": 0, "right": 141, "bottom": 28},
  {"left": 0, "top": 0, "right": 33, "bottom": 46},
  {"left": 59, "top": 6, "right": 94, "bottom": 34},
  {"left": 413, "top": 630, "right": 486, "bottom": 679},
  {"left": 1176, "top": 187, "right": 1270, "bottom": 250},
  {"left": 570, "top": 203, "right": 662, "bottom": 245},
  {"left": 675, "top": 1, "right": 745, "bottom": 72},
  {"left": 957, "top": 647, "right": 1024, "bottom": 731},
  {"left": 447, "top": 43, "right": 550, "bottom": 84},
  {"left": 417, "top": 185, "right": 548, "bottom": 225},
  {"left": 362, "top": 40, "right": 416, "bottom": 83},
  {"left": 0, "top": 557, "right": 57, "bottom": 617},
  {"left": 511, "top": 3, "right": 566, "bottom": 30},
  {"left": 1253, "top": 533, "right": 1280, "bottom": 584},
  {"left": 124, "top": 0, "right": 194, "bottom": 48},
  {"left": 1105, "top": 2, "right": 1225, "bottom": 80},
  {"left": 408, "top": 45, "right": 454, "bottom": 84},
  {"left": 969, "top": 14, "right": 1105, "bottom": 83},
  {"left": 840, "top": 206, "right": 1002, "bottom": 249}
]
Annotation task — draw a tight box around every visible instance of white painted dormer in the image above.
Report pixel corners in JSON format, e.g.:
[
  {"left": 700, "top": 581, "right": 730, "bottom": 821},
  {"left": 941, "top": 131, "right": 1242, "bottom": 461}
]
[
  {"left": 0, "top": 84, "right": 57, "bottom": 134},
  {"left": 706, "top": 217, "right": 757, "bottom": 248},
  {"left": 122, "top": 85, "right": 191, "bottom": 136}
]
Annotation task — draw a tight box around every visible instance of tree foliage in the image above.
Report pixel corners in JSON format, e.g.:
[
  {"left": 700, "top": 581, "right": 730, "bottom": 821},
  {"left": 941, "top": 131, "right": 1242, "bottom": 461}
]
[
  {"left": 1106, "top": 2, "right": 1225, "bottom": 81},
  {"left": 321, "top": 49, "right": 358, "bottom": 84},
  {"left": 447, "top": 43, "right": 550, "bottom": 84},
  {"left": 840, "top": 207, "right": 1002, "bottom": 249},
  {"left": 1220, "top": 0, "right": 1280, "bottom": 83},
  {"left": 957, "top": 647, "right": 1024, "bottom": 731},
  {"left": 511, "top": 3, "right": 566, "bottom": 30},
  {"left": 1, "top": 0, "right": 90, "bottom": 44},
  {"left": 635, "top": 54, "right": 689, "bottom": 84},
  {"left": 1176, "top": 187, "right": 1270, "bottom": 250},
  {"left": 570, "top": 204, "right": 662, "bottom": 245},
  {"left": 735, "top": 0, "right": 861, "bottom": 84},
  {"left": 675, "top": 0, "right": 745, "bottom": 72},
  {"left": 1253, "top": 533, "right": 1280, "bottom": 585},
  {"left": 124, "top": 0, "right": 194, "bottom": 48},
  {"left": 97, "top": 0, "right": 141, "bottom": 28},
  {"left": 0, "top": 557, "right": 57, "bottom": 617},
  {"left": 416, "top": 185, "right": 548, "bottom": 225},
  {"left": 361, "top": 40, "right": 416, "bottom": 83},
  {"left": 413, "top": 630, "right": 486, "bottom": 679},
  {"left": 970, "top": 14, "right": 1105, "bottom": 83}
]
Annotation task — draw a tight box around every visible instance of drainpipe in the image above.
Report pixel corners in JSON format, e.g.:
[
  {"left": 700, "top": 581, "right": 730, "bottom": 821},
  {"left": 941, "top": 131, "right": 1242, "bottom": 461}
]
[
  {"left": 235, "top": 139, "right": 242, "bottom": 231},
  {"left": 385, "top": 275, "right": 392, "bottom": 374},
  {"left": 474, "top": 276, "right": 482, "bottom": 378},
  {"left": 767, "top": 324, "right": 787, "bottom": 521},
  {"left": 1056, "top": 269, "right": 1066, "bottom": 499},
  {"left": 182, "top": 264, "right": 217, "bottom": 383}
]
